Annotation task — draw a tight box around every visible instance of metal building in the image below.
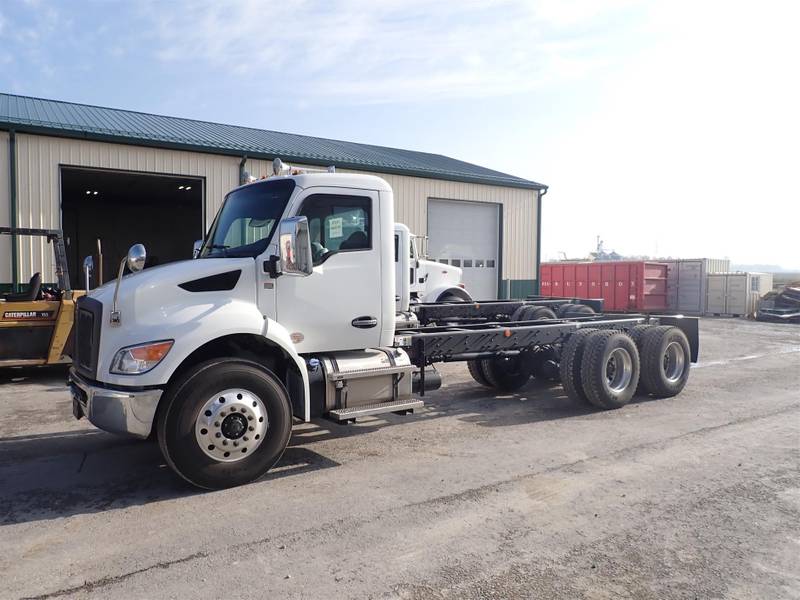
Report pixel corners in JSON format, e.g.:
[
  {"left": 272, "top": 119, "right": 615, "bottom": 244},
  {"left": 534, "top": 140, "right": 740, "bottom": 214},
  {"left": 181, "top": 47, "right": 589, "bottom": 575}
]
[{"left": 0, "top": 93, "right": 546, "bottom": 299}]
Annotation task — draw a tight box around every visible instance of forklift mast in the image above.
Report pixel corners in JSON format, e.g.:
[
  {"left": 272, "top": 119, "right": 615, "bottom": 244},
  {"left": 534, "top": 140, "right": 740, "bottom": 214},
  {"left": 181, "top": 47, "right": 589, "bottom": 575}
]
[{"left": 0, "top": 227, "right": 71, "bottom": 292}]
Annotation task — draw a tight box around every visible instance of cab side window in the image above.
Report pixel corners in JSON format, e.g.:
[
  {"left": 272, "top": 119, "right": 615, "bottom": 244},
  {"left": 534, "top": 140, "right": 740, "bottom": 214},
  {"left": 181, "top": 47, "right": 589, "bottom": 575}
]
[{"left": 298, "top": 194, "right": 371, "bottom": 265}]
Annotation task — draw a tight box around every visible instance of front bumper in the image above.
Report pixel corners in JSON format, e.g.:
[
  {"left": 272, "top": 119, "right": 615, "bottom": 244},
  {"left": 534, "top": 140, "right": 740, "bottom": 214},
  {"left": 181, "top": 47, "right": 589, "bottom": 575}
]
[{"left": 69, "top": 369, "right": 163, "bottom": 439}]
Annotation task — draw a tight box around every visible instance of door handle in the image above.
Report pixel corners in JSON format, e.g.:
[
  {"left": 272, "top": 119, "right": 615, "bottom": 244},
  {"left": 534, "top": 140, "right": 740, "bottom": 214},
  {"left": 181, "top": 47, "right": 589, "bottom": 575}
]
[{"left": 351, "top": 316, "right": 378, "bottom": 329}]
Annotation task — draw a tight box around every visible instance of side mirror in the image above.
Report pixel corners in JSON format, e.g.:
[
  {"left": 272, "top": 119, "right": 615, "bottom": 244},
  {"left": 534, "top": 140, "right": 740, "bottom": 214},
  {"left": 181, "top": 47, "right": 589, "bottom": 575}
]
[
  {"left": 127, "top": 244, "right": 147, "bottom": 273},
  {"left": 192, "top": 239, "right": 202, "bottom": 258},
  {"left": 278, "top": 217, "right": 313, "bottom": 276}
]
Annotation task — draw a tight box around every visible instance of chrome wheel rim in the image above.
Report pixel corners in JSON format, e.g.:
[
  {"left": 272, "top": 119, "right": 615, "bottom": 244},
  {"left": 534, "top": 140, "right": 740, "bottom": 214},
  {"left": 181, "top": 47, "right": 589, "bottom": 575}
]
[
  {"left": 605, "top": 348, "right": 633, "bottom": 393},
  {"left": 663, "top": 342, "right": 686, "bottom": 383},
  {"left": 195, "top": 388, "right": 268, "bottom": 463}
]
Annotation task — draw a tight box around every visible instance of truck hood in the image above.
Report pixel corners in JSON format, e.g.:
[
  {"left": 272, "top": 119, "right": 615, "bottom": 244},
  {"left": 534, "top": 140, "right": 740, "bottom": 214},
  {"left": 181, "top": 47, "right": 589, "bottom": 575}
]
[{"left": 88, "top": 257, "right": 256, "bottom": 311}]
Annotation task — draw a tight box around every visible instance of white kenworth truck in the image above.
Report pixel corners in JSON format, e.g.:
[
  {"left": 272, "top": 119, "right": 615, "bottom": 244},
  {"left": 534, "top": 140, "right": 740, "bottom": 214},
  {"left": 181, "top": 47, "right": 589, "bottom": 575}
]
[{"left": 69, "top": 162, "right": 699, "bottom": 489}]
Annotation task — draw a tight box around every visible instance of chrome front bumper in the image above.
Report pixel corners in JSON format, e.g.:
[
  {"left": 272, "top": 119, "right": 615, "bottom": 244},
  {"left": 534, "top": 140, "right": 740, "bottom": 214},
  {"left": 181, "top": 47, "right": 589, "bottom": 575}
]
[{"left": 69, "top": 369, "right": 163, "bottom": 439}]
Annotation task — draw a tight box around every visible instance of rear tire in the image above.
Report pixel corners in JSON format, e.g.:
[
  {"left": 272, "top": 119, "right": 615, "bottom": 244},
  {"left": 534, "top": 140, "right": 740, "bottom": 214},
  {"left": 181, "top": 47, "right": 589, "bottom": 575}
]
[
  {"left": 580, "top": 330, "right": 640, "bottom": 409},
  {"left": 530, "top": 346, "right": 561, "bottom": 381},
  {"left": 480, "top": 354, "right": 533, "bottom": 391},
  {"left": 638, "top": 326, "right": 691, "bottom": 398},
  {"left": 557, "top": 303, "right": 596, "bottom": 318},
  {"left": 524, "top": 306, "right": 557, "bottom": 321},
  {"left": 157, "top": 358, "right": 292, "bottom": 490},
  {"left": 628, "top": 324, "right": 654, "bottom": 395},
  {"left": 558, "top": 329, "right": 597, "bottom": 404},
  {"left": 467, "top": 359, "right": 492, "bottom": 387}
]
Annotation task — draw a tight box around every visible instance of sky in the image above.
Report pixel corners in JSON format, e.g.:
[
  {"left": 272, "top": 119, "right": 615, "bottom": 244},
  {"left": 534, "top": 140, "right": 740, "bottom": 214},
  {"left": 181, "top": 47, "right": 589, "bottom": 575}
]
[{"left": 1, "top": 0, "right": 798, "bottom": 269}]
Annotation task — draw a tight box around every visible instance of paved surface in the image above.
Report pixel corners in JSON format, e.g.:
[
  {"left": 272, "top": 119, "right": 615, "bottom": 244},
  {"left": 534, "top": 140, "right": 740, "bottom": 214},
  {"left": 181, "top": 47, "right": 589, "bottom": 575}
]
[{"left": 1, "top": 318, "right": 798, "bottom": 599}]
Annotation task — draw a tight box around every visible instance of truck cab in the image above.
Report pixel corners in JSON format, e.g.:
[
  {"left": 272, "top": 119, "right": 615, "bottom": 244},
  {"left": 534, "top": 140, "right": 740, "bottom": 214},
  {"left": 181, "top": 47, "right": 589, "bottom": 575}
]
[
  {"left": 70, "top": 167, "right": 413, "bottom": 488},
  {"left": 393, "top": 223, "right": 471, "bottom": 311}
]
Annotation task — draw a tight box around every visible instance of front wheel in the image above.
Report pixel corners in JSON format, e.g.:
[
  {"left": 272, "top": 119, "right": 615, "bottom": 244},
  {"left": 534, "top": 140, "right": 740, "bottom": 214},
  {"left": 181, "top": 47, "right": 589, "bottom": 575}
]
[{"left": 157, "top": 358, "right": 292, "bottom": 490}]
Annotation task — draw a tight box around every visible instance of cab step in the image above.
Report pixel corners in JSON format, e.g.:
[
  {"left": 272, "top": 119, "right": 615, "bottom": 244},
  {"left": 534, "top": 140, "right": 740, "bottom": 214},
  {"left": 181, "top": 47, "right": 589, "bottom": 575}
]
[{"left": 327, "top": 399, "right": 424, "bottom": 423}]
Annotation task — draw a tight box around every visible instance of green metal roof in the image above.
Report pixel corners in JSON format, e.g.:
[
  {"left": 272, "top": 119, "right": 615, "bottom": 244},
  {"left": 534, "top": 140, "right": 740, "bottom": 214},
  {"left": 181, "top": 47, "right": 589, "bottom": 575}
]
[{"left": 0, "top": 93, "right": 545, "bottom": 190}]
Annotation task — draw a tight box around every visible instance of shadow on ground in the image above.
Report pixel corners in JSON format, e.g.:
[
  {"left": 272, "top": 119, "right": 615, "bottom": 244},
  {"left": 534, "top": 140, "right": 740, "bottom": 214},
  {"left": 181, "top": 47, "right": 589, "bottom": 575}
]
[{"left": 0, "top": 366, "right": 657, "bottom": 527}]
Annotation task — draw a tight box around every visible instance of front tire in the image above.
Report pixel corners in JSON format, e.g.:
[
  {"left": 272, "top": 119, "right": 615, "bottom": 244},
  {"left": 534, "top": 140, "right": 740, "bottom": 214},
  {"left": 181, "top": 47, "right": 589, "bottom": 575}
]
[{"left": 157, "top": 358, "right": 292, "bottom": 490}]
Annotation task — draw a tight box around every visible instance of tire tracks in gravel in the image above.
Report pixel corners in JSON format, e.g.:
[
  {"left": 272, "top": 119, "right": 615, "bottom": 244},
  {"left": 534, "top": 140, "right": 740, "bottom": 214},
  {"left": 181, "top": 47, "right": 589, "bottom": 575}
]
[{"left": 22, "top": 401, "right": 800, "bottom": 600}]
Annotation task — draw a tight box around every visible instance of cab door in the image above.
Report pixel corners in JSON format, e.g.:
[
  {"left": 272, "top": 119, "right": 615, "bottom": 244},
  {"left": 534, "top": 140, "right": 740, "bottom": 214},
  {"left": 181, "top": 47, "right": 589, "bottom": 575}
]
[{"left": 275, "top": 188, "right": 383, "bottom": 353}]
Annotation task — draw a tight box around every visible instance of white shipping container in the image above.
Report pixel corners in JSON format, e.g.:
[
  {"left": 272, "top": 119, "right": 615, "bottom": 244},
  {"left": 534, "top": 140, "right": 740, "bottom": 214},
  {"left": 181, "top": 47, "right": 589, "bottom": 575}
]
[
  {"left": 706, "top": 272, "right": 773, "bottom": 317},
  {"left": 662, "top": 258, "right": 731, "bottom": 314}
]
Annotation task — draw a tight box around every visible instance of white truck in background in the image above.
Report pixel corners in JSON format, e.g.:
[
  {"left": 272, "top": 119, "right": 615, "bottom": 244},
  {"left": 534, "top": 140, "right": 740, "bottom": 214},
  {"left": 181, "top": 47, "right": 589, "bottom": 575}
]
[
  {"left": 69, "top": 159, "right": 698, "bottom": 490},
  {"left": 394, "top": 223, "right": 471, "bottom": 309}
]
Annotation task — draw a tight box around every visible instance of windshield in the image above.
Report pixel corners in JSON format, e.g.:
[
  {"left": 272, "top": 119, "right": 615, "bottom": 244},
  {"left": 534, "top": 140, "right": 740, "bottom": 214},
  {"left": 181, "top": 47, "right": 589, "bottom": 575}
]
[{"left": 200, "top": 179, "right": 296, "bottom": 258}]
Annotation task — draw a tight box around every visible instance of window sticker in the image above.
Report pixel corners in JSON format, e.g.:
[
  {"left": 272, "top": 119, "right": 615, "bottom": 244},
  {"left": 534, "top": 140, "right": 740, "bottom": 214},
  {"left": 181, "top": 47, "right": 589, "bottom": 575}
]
[{"left": 328, "top": 217, "right": 343, "bottom": 239}]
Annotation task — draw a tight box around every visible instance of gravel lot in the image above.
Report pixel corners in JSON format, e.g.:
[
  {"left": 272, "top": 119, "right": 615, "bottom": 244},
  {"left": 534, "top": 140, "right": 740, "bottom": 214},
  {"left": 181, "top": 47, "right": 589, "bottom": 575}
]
[{"left": 1, "top": 318, "right": 798, "bottom": 599}]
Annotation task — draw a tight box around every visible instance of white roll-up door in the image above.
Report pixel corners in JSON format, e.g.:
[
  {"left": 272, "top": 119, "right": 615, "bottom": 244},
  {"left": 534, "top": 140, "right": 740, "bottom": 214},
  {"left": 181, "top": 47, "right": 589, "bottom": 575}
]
[{"left": 427, "top": 199, "right": 500, "bottom": 300}]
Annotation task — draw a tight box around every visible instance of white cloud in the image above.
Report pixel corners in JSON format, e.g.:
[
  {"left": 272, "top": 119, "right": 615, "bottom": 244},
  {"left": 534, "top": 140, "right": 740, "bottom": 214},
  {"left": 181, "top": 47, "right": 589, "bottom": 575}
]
[{"left": 142, "top": 0, "right": 644, "bottom": 104}]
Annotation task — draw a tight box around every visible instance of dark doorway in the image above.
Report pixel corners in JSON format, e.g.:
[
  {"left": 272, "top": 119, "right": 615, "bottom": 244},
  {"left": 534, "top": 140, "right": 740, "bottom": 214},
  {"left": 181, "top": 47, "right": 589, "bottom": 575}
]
[{"left": 60, "top": 168, "right": 203, "bottom": 286}]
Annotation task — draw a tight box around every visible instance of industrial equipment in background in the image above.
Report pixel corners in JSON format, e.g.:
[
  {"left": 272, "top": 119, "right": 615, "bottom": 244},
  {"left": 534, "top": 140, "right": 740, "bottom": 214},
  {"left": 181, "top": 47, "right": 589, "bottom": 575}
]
[
  {"left": 757, "top": 281, "right": 800, "bottom": 322},
  {"left": 0, "top": 227, "right": 81, "bottom": 367}
]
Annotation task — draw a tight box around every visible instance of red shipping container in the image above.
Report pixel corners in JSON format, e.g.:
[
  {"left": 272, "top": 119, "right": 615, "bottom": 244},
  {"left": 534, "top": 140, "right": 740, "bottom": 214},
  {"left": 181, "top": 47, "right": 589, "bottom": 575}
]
[
  {"left": 540, "top": 264, "right": 552, "bottom": 296},
  {"left": 551, "top": 264, "right": 563, "bottom": 297},
  {"left": 563, "top": 264, "right": 576, "bottom": 296},
  {"left": 574, "top": 263, "right": 588, "bottom": 296},
  {"left": 539, "top": 261, "right": 668, "bottom": 312}
]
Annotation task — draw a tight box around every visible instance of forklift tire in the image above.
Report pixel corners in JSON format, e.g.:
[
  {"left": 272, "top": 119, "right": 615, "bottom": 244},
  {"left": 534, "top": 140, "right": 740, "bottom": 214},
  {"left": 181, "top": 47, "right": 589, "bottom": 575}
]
[
  {"left": 580, "top": 330, "right": 640, "bottom": 410},
  {"left": 558, "top": 329, "right": 597, "bottom": 404},
  {"left": 638, "top": 326, "right": 691, "bottom": 398},
  {"left": 557, "top": 303, "right": 595, "bottom": 318},
  {"left": 157, "top": 358, "right": 292, "bottom": 490},
  {"left": 467, "top": 360, "right": 492, "bottom": 387},
  {"left": 480, "top": 354, "right": 533, "bottom": 392}
]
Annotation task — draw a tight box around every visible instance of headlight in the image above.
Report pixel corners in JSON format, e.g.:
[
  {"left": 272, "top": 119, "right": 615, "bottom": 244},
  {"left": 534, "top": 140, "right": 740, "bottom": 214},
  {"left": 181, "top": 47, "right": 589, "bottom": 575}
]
[{"left": 110, "top": 340, "right": 174, "bottom": 375}]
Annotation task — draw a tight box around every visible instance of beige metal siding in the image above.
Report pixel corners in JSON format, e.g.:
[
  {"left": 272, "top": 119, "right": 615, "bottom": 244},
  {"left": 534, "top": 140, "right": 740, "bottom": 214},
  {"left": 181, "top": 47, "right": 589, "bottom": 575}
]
[
  {"left": 0, "top": 131, "right": 9, "bottom": 284},
  {"left": 13, "top": 133, "right": 241, "bottom": 283},
  {"left": 247, "top": 159, "right": 539, "bottom": 280},
  {"left": 9, "top": 136, "right": 539, "bottom": 284}
]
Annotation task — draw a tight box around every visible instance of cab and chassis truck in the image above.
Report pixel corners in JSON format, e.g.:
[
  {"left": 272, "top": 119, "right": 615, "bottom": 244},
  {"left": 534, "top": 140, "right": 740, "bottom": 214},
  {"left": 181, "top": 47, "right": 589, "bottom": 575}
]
[{"left": 69, "top": 164, "right": 698, "bottom": 490}]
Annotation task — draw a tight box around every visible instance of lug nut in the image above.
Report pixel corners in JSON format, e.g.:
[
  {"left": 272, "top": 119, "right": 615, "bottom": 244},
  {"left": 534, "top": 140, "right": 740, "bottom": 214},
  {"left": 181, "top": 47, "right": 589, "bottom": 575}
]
[
  {"left": 233, "top": 441, "right": 239, "bottom": 447},
  {"left": 214, "top": 421, "right": 220, "bottom": 427},
  {"left": 243, "top": 436, "right": 249, "bottom": 441},
  {"left": 215, "top": 432, "right": 221, "bottom": 438},
  {"left": 222, "top": 440, "right": 228, "bottom": 446},
  {"left": 249, "top": 426, "right": 254, "bottom": 432}
]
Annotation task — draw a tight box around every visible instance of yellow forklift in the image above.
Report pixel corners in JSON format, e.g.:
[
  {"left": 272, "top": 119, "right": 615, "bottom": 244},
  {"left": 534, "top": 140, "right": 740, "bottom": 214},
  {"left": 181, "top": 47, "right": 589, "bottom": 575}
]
[{"left": 0, "top": 227, "right": 82, "bottom": 367}]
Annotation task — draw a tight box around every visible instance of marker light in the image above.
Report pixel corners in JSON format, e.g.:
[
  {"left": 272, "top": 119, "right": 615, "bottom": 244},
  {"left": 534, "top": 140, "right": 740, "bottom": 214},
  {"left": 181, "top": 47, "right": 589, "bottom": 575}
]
[{"left": 110, "top": 340, "right": 174, "bottom": 374}]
